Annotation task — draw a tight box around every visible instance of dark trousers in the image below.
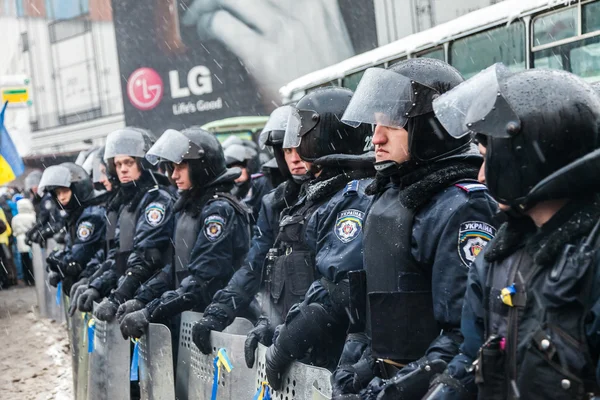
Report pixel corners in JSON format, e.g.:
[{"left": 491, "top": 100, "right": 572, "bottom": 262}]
[{"left": 21, "top": 252, "right": 34, "bottom": 285}]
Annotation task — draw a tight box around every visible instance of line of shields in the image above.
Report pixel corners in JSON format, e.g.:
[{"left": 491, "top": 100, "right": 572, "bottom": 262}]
[{"left": 33, "top": 247, "right": 333, "bottom": 399}]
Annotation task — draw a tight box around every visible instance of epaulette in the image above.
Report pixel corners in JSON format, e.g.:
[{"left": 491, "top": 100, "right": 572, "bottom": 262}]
[
  {"left": 343, "top": 180, "right": 359, "bottom": 196},
  {"left": 251, "top": 173, "right": 264, "bottom": 180},
  {"left": 455, "top": 183, "right": 488, "bottom": 193}
]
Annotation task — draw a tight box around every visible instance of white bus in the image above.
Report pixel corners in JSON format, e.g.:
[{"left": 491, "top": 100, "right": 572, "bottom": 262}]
[{"left": 280, "top": 0, "right": 600, "bottom": 103}]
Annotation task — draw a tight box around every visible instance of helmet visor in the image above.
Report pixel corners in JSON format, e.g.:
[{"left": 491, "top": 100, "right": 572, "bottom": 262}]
[
  {"left": 260, "top": 106, "right": 294, "bottom": 149},
  {"left": 104, "top": 129, "right": 149, "bottom": 160},
  {"left": 146, "top": 129, "right": 204, "bottom": 165},
  {"left": 341, "top": 67, "right": 413, "bottom": 129},
  {"left": 433, "top": 63, "right": 519, "bottom": 139},
  {"left": 283, "top": 108, "right": 303, "bottom": 149},
  {"left": 38, "top": 165, "right": 72, "bottom": 194}
]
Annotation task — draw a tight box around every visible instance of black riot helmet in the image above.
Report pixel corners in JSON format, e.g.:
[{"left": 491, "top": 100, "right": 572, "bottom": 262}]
[
  {"left": 592, "top": 81, "right": 600, "bottom": 96},
  {"left": 285, "top": 87, "right": 372, "bottom": 165},
  {"left": 24, "top": 169, "right": 43, "bottom": 194},
  {"left": 38, "top": 162, "right": 94, "bottom": 211},
  {"left": 103, "top": 127, "right": 156, "bottom": 178},
  {"left": 434, "top": 64, "right": 600, "bottom": 210},
  {"left": 342, "top": 58, "right": 473, "bottom": 164},
  {"left": 259, "top": 105, "right": 294, "bottom": 179},
  {"left": 146, "top": 127, "right": 241, "bottom": 188},
  {"left": 224, "top": 143, "right": 257, "bottom": 167}
]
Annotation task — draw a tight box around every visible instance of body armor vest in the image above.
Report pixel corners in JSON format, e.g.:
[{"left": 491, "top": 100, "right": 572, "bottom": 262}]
[
  {"left": 364, "top": 184, "right": 439, "bottom": 362},
  {"left": 266, "top": 197, "right": 323, "bottom": 322},
  {"left": 476, "top": 230, "right": 600, "bottom": 400},
  {"left": 105, "top": 209, "right": 118, "bottom": 253},
  {"left": 115, "top": 207, "right": 137, "bottom": 276}
]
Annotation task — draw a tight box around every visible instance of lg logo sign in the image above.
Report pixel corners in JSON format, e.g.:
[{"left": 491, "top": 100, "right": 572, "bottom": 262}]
[{"left": 127, "top": 66, "right": 213, "bottom": 111}]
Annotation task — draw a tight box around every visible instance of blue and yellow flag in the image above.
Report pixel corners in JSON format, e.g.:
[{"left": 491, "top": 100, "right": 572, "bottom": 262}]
[{"left": 0, "top": 101, "right": 24, "bottom": 185}]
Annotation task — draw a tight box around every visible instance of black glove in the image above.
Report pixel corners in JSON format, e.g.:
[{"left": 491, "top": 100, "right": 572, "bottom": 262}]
[
  {"left": 78, "top": 287, "right": 101, "bottom": 312},
  {"left": 149, "top": 292, "right": 195, "bottom": 323},
  {"left": 244, "top": 318, "right": 275, "bottom": 368},
  {"left": 40, "top": 226, "right": 55, "bottom": 240},
  {"left": 265, "top": 343, "right": 295, "bottom": 390},
  {"left": 68, "top": 281, "right": 88, "bottom": 316},
  {"left": 367, "top": 359, "right": 447, "bottom": 400},
  {"left": 192, "top": 313, "right": 229, "bottom": 355},
  {"left": 94, "top": 298, "right": 119, "bottom": 321},
  {"left": 48, "top": 271, "right": 61, "bottom": 287},
  {"left": 46, "top": 252, "right": 63, "bottom": 273},
  {"left": 64, "top": 261, "right": 82, "bottom": 277},
  {"left": 119, "top": 308, "right": 150, "bottom": 339},
  {"left": 116, "top": 299, "right": 146, "bottom": 324},
  {"left": 422, "top": 371, "right": 471, "bottom": 400}
]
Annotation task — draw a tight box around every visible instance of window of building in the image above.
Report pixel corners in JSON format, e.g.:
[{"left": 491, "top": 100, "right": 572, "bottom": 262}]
[
  {"left": 450, "top": 22, "right": 526, "bottom": 79},
  {"left": 48, "top": 19, "right": 90, "bottom": 43},
  {"left": 21, "top": 32, "right": 28, "bottom": 52}
]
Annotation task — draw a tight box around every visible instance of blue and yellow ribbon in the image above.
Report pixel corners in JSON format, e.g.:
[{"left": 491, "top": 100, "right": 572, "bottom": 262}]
[
  {"left": 56, "top": 281, "right": 62, "bottom": 306},
  {"left": 501, "top": 285, "right": 517, "bottom": 307},
  {"left": 87, "top": 316, "right": 95, "bottom": 353},
  {"left": 130, "top": 338, "right": 140, "bottom": 381},
  {"left": 211, "top": 348, "right": 233, "bottom": 400},
  {"left": 253, "top": 381, "right": 272, "bottom": 400}
]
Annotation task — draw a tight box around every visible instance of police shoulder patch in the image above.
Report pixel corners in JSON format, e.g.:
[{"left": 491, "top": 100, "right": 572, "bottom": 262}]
[
  {"left": 77, "top": 221, "right": 94, "bottom": 242},
  {"left": 145, "top": 202, "right": 166, "bottom": 227},
  {"left": 335, "top": 209, "right": 364, "bottom": 243},
  {"left": 204, "top": 214, "right": 226, "bottom": 242},
  {"left": 458, "top": 221, "right": 496, "bottom": 266}
]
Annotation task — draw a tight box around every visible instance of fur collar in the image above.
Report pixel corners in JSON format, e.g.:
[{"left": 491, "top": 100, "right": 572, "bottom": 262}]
[
  {"left": 272, "top": 180, "right": 301, "bottom": 210},
  {"left": 305, "top": 169, "right": 374, "bottom": 202},
  {"left": 485, "top": 196, "right": 600, "bottom": 265}
]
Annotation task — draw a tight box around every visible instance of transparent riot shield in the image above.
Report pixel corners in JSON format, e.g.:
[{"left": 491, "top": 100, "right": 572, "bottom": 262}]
[
  {"left": 139, "top": 323, "right": 175, "bottom": 400},
  {"left": 31, "top": 243, "right": 47, "bottom": 317},
  {"left": 87, "top": 302, "right": 130, "bottom": 400},
  {"left": 69, "top": 310, "right": 89, "bottom": 400},
  {"left": 254, "top": 343, "right": 333, "bottom": 400},
  {"left": 43, "top": 239, "right": 65, "bottom": 322},
  {"left": 187, "top": 320, "right": 256, "bottom": 399},
  {"left": 177, "top": 312, "right": 254, "bottom": 399}
]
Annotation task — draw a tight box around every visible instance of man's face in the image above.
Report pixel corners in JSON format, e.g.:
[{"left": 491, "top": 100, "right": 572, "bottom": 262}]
[
  {"left": 170, "top": 162, "right": 192, "bottom": 190},
  {"left": 233, "top": 164, "right": 249, "bottom": 183},
  {"left": 55, "top": 187, "right": 72, "bottom": 206},
  {"left": 99, "top": 164, "right": 112, "bottom": 191},
  {"left": 478, "top": 143, "right": 510, "bottom": 211},
  {"left": 114, "top": 155, "right": 141, "bottom": 184},
  {"left": 373, "top": 124, "right": 410, "bottom": 164},
  {"left": 283, "top": 148, "right": 307, "bottom": 176}
]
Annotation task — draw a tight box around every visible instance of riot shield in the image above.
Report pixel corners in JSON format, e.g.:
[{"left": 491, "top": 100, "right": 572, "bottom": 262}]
[
  {"left": 43, "top": 239, "right": 65, "bottom": 322},
  {"left": 187, "top": 322, "right": 256, "bottom": 399},
  {"left": 70, "top": 310, "right": 89, "bottom": 400},
  {"left": 255, "top": 343, "right": 333, "bottom": 399},
  {"left": 31, "top": 243, "right": 47, "bottom": 317},
  {"left": 176, "top": 312, "right": 254, "bottom": 399},
  {"left": 139, "top": 323, "right": 175, "bottom": 400},
  {"left": 87, "top": 302, "right": 130, "bottom": 400}
]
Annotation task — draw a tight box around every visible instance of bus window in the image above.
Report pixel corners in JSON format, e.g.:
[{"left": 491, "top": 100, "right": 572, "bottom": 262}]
[
  {"left": 533, "top": 6, "right": 578, "bottom": 47},
  {"left": 533, "top": 36, "right": 600, "bottom": 83},
  {"left": 342, "top": 70, "right": 365, "bottom": 91},
  {"left": 450, "top": 22, "right": 526, "bottom": 79},
  {"left": 307, "top": 80, "right": 339, "bottom": 93},
  {"left": 416, "top": 47, "right": 445, "bottom": 61},
  {"left": 386, "top": 56, "right": 407, "bottom": 68},
  {"left": 583, "top": 1, "right": 600, "bottom": 34}
]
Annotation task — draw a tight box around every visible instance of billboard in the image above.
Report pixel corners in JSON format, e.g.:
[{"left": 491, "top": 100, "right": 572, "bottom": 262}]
[{"left": 112, "top": 0, "right": 378, "bottom": 135}]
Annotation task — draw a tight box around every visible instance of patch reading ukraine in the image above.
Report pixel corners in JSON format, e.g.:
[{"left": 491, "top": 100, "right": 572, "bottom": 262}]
[
  {"left": 204, "top": 215, "right": 226, "bottom": 242},
  {"left": 458, "top": 221, "right": 496, "bottom": 266},
  {"left": 335, "top": 209, "right": 365, "bottom": 244},
  {"left": 145, "top": 202, "right": 166, "bottom": 227},
  {"left": 77, "top": 221, "right": 94, "bottom": 242}
]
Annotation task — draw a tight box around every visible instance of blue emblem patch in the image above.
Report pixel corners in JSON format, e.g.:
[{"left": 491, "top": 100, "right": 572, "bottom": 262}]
[
  {"left": 145, "top": 202, "right": 166, "bottom": 227},
  {"left": 77, "top": 221, "right": 94, "bottom": 242},
  {"left": 334, "top": 209, "right": 364, "bottom": 243},
  {"left": 204, "top": 215, "right": 226, "bottom": 242},
  {"left": 458, "top": 221, "right": 496, "bottom": 266}
]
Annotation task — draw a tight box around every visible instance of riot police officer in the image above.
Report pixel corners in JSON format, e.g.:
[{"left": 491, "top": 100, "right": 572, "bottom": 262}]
[
  {"left": 190, "top": 106, "right": 308, "bottom": 359},
  {"left": 76, "top": 127, "right": 175, "bottom": 320},
  {"left": 68, "top": 147, "right": 118, "bottom": 316},
  {"left": 263, "top": 87, "right": 376, "bottom": 390},
  {"left": 117, "top": 127, "right": 251, "bottom": 338},
  {"left": 330, "top": 59, "right": 499, "bottom": 399},
  {"left": 25, "top": 169, "right": 65, "bottom": 246},
  {"left": 39, "top": 163, "right": 108, "bottom": 295},
  {"left": 225, "top": 142, "right": 273, "bottom": 222},
  {"left": 424, "top": 66, "right": 600, "bottom": 400}
]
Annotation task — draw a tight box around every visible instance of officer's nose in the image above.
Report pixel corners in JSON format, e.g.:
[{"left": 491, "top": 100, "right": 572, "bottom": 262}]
[
  {"left": 478, "top": 160, "right": 486, "bottom": 184},
  {"left": 373, "top": 125, "right": 388, "bottom": 145}
]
